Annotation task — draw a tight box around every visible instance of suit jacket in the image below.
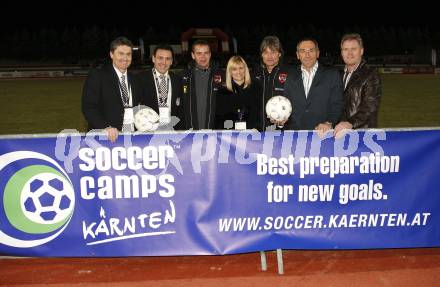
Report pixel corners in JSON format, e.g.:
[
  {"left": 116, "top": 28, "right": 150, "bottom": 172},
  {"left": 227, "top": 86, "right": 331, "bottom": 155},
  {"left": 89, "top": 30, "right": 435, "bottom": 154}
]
[
  {"left": 284, "top": 64, "right": 343, "bottom": 130},
  {"left": 341, "top": 60, "right": 381, "bottom": 128},
  {"left": 82, "top": 63, "right": 141, "bottom": 131},
  {"left": 137, "top": 69, "right": 184, "bottom": 130}
]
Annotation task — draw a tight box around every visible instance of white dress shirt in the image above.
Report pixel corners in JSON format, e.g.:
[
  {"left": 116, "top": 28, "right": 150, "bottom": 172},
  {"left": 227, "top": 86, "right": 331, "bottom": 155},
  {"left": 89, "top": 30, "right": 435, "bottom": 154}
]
[
  {"left": 343, "top": 62, "right": 361, "bottom": 89},
  {"left": 301, "top": 62, "right": 319, "bottom": 98},
  {"left": 113, "top": 66, "right": 132, "bottom": 107},
  {"left": 113, "top": 66, "right": 134, "bottom": 131}
]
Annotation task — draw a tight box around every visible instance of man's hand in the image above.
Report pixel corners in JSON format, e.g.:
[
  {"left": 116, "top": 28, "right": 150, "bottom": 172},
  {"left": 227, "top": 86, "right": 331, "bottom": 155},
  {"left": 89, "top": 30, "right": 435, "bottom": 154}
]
[
  {"left": 315, "top": 122, "right": 332, "bottom": 138},
  {"left": 270, "top": 118, "right": 288, "bottom": 127},
  {"left": 105, "top": 127, "right": 119, "bottom": 143},
  {"left": 334, "top": 121, "right": 353, "bottom": 139}
]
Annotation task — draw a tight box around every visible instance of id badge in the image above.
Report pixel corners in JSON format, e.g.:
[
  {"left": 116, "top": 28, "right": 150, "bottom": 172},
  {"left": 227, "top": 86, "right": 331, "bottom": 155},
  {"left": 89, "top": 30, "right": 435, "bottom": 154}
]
[
  {"left": 123, "top": 108, "right": 134, "bottom": 124},
  {"left": 235, "top": 121, "right": 247, "bottom": 130},
  {"left": 159, "top": 107, "right": 171, "bottom": 124}
]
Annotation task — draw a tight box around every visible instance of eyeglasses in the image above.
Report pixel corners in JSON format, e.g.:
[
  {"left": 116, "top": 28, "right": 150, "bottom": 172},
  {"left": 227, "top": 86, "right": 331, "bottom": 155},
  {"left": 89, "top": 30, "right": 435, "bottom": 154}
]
[{"left": 297, "top": 48, "right": 317, "bottom": 54}]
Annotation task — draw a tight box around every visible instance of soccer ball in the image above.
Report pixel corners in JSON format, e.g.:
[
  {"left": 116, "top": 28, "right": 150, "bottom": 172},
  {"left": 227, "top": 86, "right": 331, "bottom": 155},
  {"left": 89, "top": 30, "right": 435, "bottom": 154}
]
[
  {"left": 21, "top": 173, "right": 75, "bottom": 224},
  {"left": 134, "top": 107, "right": 160, "bottom": 132},
  {"left": 265, "top": 96, "right": 292, "bottom": 122}
]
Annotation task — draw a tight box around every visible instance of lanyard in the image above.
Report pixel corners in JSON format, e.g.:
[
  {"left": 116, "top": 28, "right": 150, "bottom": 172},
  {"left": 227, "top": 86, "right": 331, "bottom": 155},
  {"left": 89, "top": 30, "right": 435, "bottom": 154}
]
[
  {"left": 153, "top": 69, "right": 170, "bottom": 96},
  {"left": 117, "top": 75, "right": 132, "bottom": 107}
]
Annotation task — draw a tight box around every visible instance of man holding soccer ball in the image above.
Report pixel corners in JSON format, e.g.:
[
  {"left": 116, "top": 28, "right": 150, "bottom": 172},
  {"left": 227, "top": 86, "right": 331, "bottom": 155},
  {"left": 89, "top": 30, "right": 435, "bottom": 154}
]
[
  {"left": 253, "top": 36, "right": 291, "bottom": 131},
  {"left": 137, "top": 44, "right": 184, "bottom": 130},
  {"left": 283, "top": 38, "right": 343, "bottom": 135}
]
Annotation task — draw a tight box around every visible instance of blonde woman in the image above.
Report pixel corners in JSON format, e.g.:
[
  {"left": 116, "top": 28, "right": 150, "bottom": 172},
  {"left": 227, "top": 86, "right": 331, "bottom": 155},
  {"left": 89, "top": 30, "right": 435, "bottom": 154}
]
[{"left": 215, "top": 56, "right": 261, "bottom": 130}]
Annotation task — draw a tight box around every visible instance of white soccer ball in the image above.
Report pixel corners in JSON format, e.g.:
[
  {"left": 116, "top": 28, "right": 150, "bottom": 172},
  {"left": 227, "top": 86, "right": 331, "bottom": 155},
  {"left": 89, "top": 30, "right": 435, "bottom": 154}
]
[
  {"left": 134, "top": 107, "right": 160, "bottom": 132},
  {"left": 265, "top": 96, "right": 292, "bottom": 122}
]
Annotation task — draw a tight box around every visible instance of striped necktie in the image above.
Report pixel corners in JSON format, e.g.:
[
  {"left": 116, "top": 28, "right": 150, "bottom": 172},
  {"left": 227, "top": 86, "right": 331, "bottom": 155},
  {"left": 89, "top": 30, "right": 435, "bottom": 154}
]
[
  {"left": 158, "top": 74, "right": 168, "bottom": 107},
  {"left": 120, "top": 74, "right": 132, "bottom": 132},
  {"left": 120, "top": 74, "right": 129, "bottom": 107}
]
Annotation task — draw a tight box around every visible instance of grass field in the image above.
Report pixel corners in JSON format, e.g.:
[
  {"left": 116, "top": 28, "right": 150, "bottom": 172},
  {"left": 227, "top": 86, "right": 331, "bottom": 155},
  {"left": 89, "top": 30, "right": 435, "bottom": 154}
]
[
  {"left": 0, "top": 78, "right": 87, "bottom": 135},
  {"left": 0, "top": 74, "right": 439, "bottom": 135},
  {"left": 380, "top": 74, "right": 440, "bottom": 127}
]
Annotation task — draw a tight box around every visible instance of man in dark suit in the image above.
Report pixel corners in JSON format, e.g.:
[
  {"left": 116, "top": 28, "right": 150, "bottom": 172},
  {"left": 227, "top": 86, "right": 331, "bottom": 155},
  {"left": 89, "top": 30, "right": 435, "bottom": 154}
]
[
  {"left": 137, "top": 44, "right": 184, "bottom": 130},
  {"left": 283, "top": 38, "right": 343, "bottom": 135},
  {"left": 82, "top": 36, "right": 141, "bottom": 142}
]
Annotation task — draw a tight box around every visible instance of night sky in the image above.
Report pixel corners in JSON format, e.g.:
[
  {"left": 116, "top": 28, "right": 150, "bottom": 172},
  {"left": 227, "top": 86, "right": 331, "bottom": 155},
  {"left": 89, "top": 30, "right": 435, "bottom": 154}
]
[
  {"left": 2, "top": 1, "right": 438, "bottom": 32},
  {"left": 1, "top": 0, "right": 437, "bottom": 63}
]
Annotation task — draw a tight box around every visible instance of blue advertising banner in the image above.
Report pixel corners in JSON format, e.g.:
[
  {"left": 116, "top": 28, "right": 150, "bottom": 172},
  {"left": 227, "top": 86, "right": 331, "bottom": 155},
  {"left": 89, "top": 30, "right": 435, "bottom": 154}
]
[{"left": 0, "top": 129, "right": 439, "bottom": 256}]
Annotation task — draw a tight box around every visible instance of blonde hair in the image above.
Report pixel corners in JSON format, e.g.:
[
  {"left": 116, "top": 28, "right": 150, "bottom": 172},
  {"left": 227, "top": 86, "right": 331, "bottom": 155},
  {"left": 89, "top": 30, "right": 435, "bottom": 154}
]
[{"left": 226, "top": 55, "right": 251, "bottom": 91}]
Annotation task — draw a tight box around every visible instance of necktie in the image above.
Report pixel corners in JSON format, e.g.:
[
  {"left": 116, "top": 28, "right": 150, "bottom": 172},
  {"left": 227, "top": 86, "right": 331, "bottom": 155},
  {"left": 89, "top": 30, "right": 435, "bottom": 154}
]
[
  {"left": 158, "top": 74, "right": 168, "bottom": 107},
  {"left": 120, "top": 75, "right": 129, "bottom": 107},
  {"left": 343, "top": 70, "right": 350, "bottom": 89}
]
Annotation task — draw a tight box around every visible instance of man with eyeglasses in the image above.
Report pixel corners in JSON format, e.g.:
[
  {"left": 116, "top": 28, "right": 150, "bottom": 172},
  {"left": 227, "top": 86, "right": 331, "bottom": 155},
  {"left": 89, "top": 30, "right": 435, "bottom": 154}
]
[{"left": 283, "top": 38, "right": 343, "bottom": 136}]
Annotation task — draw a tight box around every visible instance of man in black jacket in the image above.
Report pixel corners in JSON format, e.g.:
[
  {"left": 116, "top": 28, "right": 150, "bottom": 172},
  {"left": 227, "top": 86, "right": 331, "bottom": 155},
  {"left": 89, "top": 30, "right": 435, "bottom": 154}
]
[
  {"left": 82, "top": 36, "right": 141, "bottom": 142},
  {"left": 334, "top": 33, "right": 382, "bottom": 138},
  {"left": 181, "top": 40, "right": 224, "bottom": 130},
  {"left": 253, "top": 36, "right": 290, "bottom": 131},
  {"left": 137, "top": 44, "right": 184, "bottom": 130},
  {"left": 283, "top": 38, "right": 343, "bottom": 134}
]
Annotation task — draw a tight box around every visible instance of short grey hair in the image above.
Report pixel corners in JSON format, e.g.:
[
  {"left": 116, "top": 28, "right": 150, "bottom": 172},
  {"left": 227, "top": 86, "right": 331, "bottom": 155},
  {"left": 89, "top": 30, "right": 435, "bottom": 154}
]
[{"left": 296, "top": 37, "right": 319, "bottom": 51}]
